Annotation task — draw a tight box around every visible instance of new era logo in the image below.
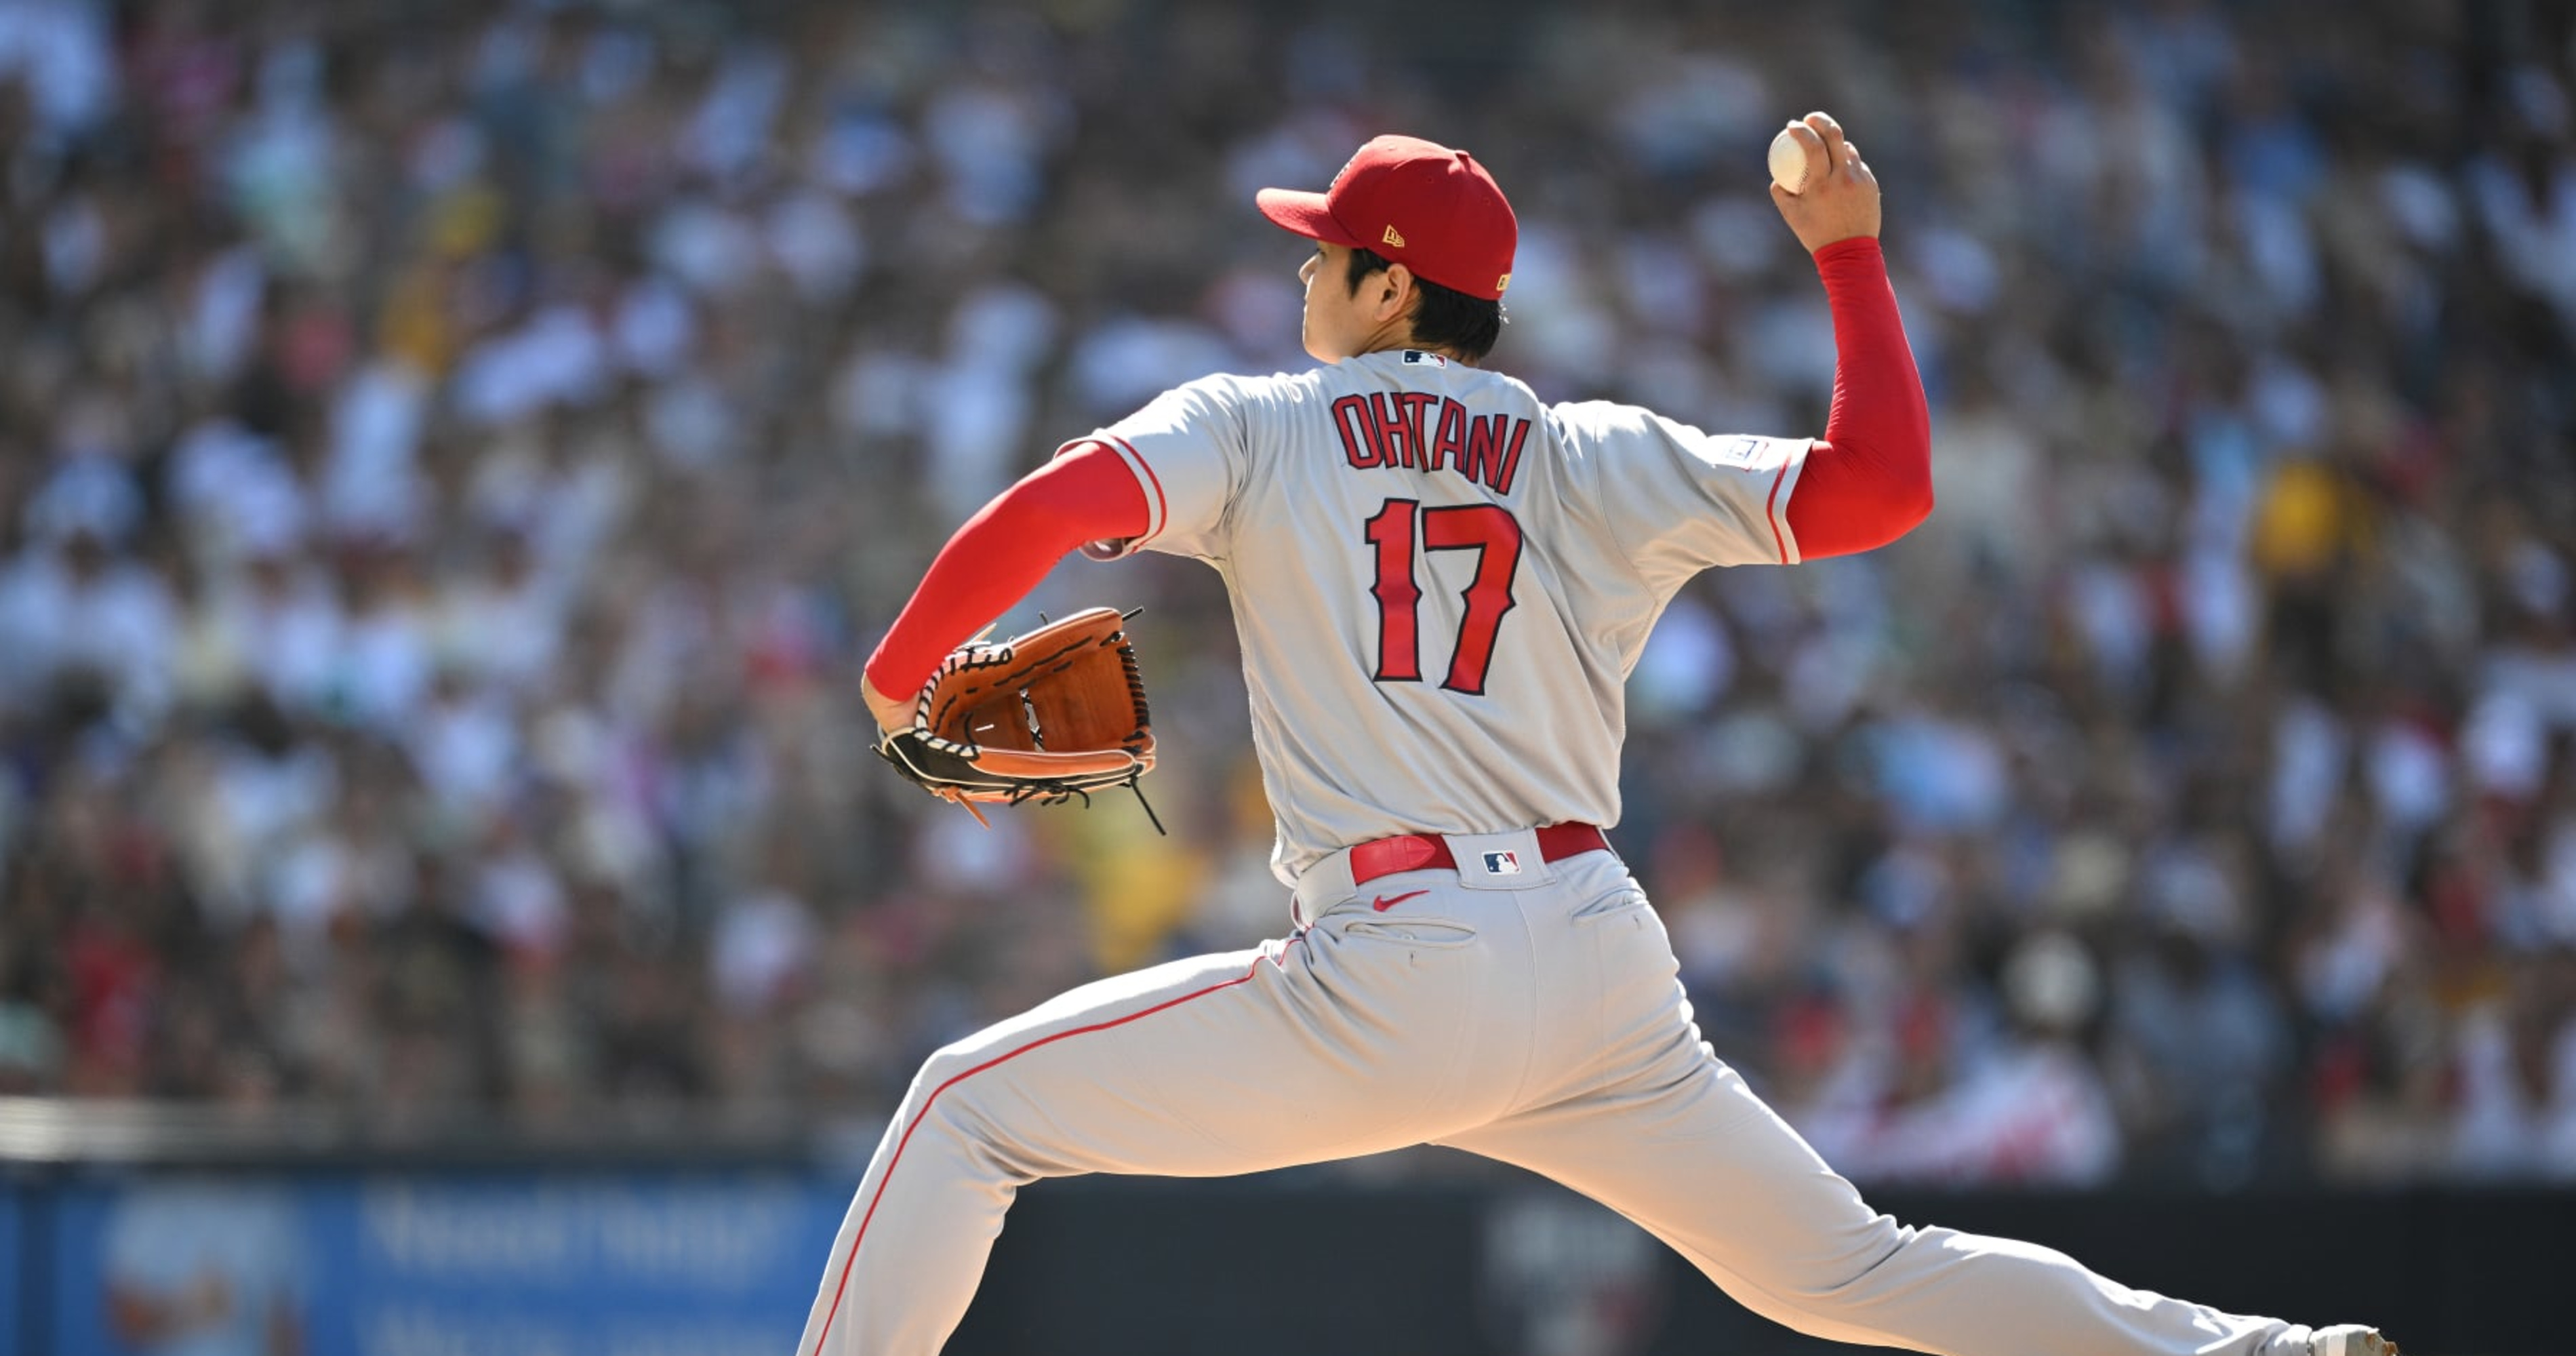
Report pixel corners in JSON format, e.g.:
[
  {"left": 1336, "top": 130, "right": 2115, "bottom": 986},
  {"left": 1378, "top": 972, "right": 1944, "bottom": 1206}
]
[{"left": 1482, "top": 850, "right": 1522, "bottom": 876}]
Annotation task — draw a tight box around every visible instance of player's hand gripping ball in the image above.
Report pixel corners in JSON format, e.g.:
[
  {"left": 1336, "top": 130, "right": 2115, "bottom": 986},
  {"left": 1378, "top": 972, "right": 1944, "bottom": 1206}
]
[
  {"left": 1768, "top": 111, "right": 1881, "bottom": 254},
  {"left": 875, "top": 607, "right": 1158, "bottom": 823}
]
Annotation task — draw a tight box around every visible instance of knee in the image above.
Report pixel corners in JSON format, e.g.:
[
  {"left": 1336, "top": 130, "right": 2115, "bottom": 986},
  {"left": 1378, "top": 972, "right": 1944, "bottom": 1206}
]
[
  {"left": 912, "top": 1037, "right": 986, "bottom": 1094},
  {"left": 898, "top": 1038, "right": 1030, "bottom": 1159},
  {"left": 1752, "top": 1216, "right": 1916, "bottom": 1319},
  {"left": 906, "top": 1039, "right": 997, "bottom": 1123}
]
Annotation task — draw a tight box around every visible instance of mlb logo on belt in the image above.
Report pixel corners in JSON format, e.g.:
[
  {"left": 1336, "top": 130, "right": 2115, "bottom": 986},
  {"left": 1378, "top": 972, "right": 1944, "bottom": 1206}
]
[{"left": 1482, "top": 850, "right": 1522, "bottom": 876}]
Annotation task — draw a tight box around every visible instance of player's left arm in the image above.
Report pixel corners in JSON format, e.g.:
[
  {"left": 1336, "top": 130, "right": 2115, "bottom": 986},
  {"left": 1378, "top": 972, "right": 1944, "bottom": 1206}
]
[
  {"left": 862, "top": 378, "right": 1247, "bottom": 731},
  {"left": 859, "top": 445, "right": 1150, "bottom": 730}
]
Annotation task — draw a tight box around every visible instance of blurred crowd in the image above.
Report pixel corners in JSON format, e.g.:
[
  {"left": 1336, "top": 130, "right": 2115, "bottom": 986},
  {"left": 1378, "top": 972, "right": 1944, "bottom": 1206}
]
[{"left": 0, "top": 0, "right": 2571, "bottom": 1186}]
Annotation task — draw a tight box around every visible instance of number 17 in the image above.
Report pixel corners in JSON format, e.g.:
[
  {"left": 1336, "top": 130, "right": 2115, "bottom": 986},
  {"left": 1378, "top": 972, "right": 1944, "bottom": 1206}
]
[{"left": 1362, "top": 498, "right": 1523, "bottom": 696}]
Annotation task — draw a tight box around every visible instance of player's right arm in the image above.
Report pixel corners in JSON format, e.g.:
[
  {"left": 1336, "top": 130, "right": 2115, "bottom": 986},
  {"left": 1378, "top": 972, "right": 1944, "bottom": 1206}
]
[
  {"left": 1769, "top": 111, "right": 1933, "bottom": 560},
  {"left": 859, "top": 445, "right": 1150, "bottom": 731},
  {"left": 1561, "top": 111, "right": 1927, "bottom": 586}
]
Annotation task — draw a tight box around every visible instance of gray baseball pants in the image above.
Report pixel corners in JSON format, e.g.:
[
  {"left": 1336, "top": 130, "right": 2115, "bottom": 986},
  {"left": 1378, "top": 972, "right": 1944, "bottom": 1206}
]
[{"left": 798, "top": 828, "right": 2327, "bottom": 1355}]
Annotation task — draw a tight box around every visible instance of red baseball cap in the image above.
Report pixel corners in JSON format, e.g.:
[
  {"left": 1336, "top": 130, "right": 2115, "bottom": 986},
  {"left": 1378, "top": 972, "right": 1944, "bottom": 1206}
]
[{"left": 1257, "top": 134, "right": 1518, "bottom": 301}]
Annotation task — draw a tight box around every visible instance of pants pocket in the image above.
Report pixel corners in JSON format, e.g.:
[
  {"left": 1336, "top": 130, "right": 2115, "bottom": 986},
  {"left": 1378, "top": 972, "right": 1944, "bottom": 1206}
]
[
  {"left": 1569, "top": 885, "right": 1651, "bottom": 926},
  {"left": 1337, "top": 916, "right": 1481, "bottom": 949}
]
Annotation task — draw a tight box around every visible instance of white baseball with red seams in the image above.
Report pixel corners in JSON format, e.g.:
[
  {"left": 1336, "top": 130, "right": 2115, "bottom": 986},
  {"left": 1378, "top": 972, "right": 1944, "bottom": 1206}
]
[{"left": 1770, "top": 125, "right": 1815, "bottom": 194}]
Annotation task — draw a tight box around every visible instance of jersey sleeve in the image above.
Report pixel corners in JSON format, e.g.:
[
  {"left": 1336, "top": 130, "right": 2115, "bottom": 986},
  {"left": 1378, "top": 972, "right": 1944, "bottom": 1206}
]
[
  {"left": 1558, "top": 400, "right": 1811, "bottom": 594},
  {"left": 1062, "top": 376, "right": 1251, "bottom": 562}
]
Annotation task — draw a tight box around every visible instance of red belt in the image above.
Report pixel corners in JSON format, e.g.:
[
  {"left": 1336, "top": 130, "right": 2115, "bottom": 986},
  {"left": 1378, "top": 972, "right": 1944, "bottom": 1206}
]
[{"left": 1347, "top": 823, "right": 1612, "bottom": 886}]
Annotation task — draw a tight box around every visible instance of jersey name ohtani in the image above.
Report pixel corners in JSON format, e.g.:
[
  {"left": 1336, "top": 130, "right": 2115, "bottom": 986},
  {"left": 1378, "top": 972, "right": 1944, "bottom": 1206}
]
[{"left": 1330, "top": 393, "right": 1532, "bottom": 496}]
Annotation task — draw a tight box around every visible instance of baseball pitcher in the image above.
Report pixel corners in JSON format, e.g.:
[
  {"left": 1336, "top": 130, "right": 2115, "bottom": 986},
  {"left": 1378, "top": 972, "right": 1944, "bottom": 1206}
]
[{"left": 805, "top": 115, "right": 2394, "bottom": 1356}]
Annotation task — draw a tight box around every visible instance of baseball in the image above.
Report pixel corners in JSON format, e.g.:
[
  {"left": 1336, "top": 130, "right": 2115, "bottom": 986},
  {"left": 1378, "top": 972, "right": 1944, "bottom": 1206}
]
[{"left": 1769, "top": 127, "right": 1813, "bottom": 194}]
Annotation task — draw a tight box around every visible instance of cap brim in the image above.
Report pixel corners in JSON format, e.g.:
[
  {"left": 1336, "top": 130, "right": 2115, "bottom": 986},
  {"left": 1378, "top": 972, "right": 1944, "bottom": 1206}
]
[{"left": 1255, "top": 188, "right": 1363, "bottom": 248}]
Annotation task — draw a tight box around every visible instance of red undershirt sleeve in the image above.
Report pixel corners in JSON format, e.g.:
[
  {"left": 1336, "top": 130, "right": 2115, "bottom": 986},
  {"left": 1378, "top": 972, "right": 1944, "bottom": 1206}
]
[
  {"left": 1783, "top": 237, "right": 1935, "bottom": 560},
  {"left": 862, "top": 441, "right": 1152, "bottom": 698}
]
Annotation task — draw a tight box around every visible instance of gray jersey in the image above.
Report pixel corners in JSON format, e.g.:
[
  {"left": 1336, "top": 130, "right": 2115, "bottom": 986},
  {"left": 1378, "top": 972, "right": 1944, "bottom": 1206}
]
[{"left": 1078, "top": 348, "right": 1810, "bottom": 883}]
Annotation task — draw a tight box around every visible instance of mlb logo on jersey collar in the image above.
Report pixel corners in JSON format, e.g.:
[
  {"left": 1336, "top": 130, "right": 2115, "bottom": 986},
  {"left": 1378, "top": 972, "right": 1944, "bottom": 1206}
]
[{"left": 1401, "top": 350, "right": 1448, "bottom": 366}]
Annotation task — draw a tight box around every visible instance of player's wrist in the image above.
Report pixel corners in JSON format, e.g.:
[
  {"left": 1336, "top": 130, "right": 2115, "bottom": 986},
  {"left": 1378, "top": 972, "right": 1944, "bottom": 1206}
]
[
  {"left": 860, "top": 669, "right": 913, "bottom": 733},
  {"left": 1811, "top": 236, "right": 1884, "bottom": 267}
]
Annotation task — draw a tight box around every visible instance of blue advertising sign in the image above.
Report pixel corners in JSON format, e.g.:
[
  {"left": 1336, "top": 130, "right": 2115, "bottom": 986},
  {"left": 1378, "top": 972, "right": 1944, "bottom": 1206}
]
[
  {"left": 47, "top": 1172, "right": 850, "bottom": 1356},
  {"left": 1, "top": 1183, "right": 20, "bottom": 1354}
]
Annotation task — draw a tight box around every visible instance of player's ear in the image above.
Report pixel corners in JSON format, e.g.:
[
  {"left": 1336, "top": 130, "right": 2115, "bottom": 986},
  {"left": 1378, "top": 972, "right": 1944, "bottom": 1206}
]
[{"left": 1376, "top": 263, "right": 1415, "bottom": 323}]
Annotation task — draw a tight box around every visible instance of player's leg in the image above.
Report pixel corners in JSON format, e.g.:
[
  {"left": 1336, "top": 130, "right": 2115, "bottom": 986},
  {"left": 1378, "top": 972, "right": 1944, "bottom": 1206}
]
[
  {"left": 1448, "top": 1056, "right": 2330, "bottom": 1356},
  {"left": 796, "top": 907, "right": 1518, "bottom": 1356},
  {"left": 1440, "top": 875, "right": 2360, "bottom": 1356}
]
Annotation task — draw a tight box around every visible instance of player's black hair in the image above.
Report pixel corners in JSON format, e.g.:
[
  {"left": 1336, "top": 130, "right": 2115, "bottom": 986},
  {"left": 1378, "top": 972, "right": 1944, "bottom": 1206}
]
[{"left": 1345, "top": 247, "right": 1504, "bottom": 363}]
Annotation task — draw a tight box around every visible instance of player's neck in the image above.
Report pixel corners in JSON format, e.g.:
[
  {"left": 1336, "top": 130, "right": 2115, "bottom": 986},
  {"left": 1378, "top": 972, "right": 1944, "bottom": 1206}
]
[{"left": 1354, "top": 335, "right": 1476, "bottom": 367}]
